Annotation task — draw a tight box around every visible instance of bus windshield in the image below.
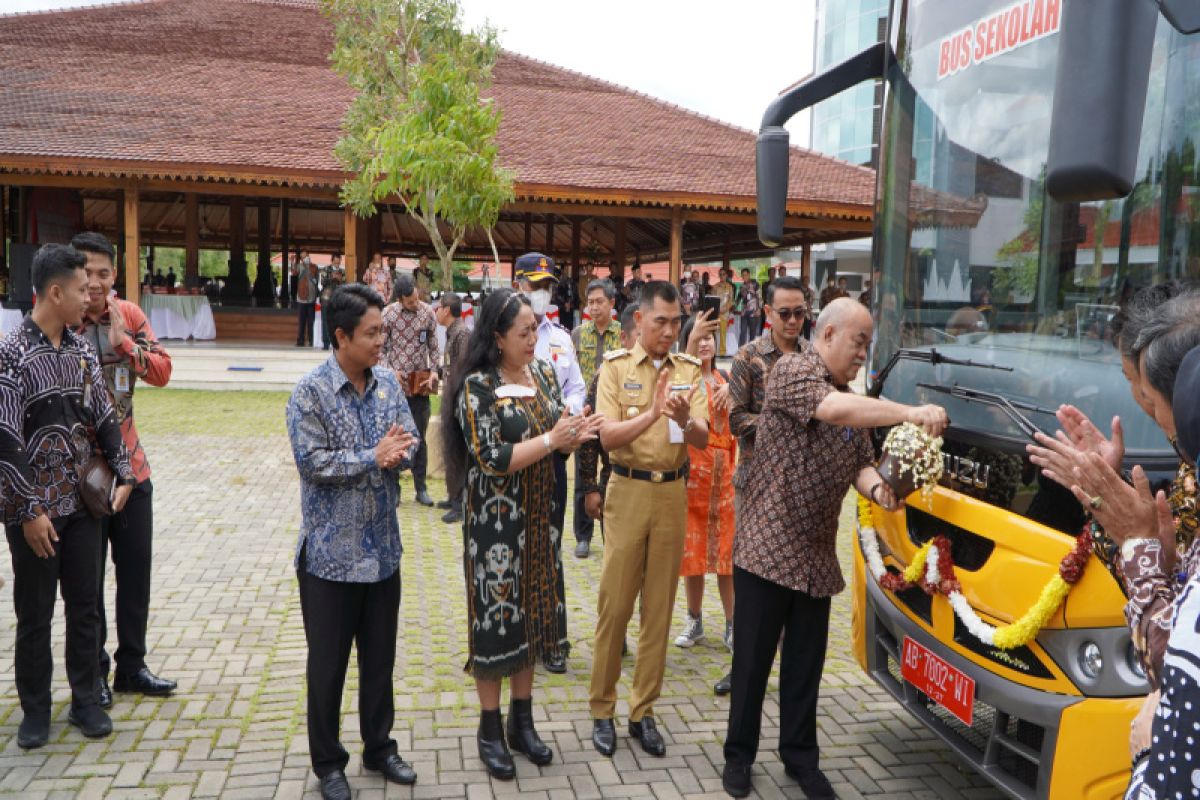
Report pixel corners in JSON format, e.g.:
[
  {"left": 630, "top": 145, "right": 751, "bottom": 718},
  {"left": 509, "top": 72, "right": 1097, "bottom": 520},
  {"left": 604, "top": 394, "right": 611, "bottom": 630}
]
[{"left": 871, "top": 0, "right": 1200, "bottom": 457}]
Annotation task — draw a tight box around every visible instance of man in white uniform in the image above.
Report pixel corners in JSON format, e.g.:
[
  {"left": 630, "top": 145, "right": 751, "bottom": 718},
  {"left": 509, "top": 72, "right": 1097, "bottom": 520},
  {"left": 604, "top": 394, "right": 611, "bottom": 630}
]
[{"left": 516, "top": 252, "right": 586, "bottom": 674}]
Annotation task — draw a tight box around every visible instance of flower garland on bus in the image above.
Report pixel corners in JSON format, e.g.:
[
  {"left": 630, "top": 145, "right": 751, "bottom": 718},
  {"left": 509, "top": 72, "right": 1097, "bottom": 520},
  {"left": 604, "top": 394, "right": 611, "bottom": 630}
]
[{"left": 856, "top": 495, "right": 1093, "bottom": 650}]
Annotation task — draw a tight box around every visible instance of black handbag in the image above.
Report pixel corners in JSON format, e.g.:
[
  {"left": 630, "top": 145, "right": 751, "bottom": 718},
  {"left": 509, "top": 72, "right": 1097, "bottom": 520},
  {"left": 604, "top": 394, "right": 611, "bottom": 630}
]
[{"left": 77, "top": 360, "right": 116, "bottom": 519}]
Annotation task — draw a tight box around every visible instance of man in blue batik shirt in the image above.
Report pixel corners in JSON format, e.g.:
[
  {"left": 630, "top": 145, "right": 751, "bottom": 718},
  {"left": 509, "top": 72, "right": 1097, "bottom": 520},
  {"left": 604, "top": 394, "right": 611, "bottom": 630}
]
[{"left": 286, "top": 283, "right": 420, "bottom": 800}]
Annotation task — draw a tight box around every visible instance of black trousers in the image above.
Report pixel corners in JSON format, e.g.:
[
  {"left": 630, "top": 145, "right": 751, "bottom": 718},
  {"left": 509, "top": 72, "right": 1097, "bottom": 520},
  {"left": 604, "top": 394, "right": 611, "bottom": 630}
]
[
  {"left": 297, "top": 548, "right": 401, "bottom": 777},
  {"left": 296, "top": 302, "right": 315, "bottom": 346},
  {"left": 5, "top": 512, "right": 102, "bottom": 714},
  {"left": 407, "top": 394, "right": 431, "bottom": 494},
  {"left": 724, "top": 566, "right": 831, "bottom": 771},
  {"left": 321, "top": 303, "right": 333, "bottom": 349},
  {"left": 572, "top": 454, "right": 594, "bottom": 544},
  {"left": 98, "top": 479, "right": 154, "bottom": 677}
]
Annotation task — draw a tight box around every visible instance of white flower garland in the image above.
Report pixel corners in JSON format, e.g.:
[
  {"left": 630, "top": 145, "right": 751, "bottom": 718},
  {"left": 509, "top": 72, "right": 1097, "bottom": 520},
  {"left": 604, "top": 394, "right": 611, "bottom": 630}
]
[{"left": 858, "top": 515, "right": 997, "bottom": 646}]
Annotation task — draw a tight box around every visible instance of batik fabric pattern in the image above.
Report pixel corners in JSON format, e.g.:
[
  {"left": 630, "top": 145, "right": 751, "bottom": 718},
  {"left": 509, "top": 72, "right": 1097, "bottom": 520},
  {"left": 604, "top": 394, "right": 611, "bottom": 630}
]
[
  {"left": 0, "top": 316, "right": 134, "bottom": 525},
  {"left": 682, "top": 370, "right": 736, "bottom": 576},
  {"left": 286, "top": 356, "right": 418, "bottom": 583},
  {"left": 457, "top": 359, "right": 568, "bottom": 679}
]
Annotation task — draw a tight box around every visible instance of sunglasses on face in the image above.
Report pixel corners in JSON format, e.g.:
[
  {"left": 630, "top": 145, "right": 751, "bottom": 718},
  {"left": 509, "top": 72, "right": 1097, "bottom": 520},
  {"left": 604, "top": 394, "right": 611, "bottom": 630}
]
[{"left": 773, "top": 307, "right": 807, "bottom": 321}]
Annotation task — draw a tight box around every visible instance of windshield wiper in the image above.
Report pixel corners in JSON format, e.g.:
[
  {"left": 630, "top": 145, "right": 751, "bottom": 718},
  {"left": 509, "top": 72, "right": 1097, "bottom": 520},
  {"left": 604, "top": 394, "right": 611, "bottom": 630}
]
[
  {"left": 915, "top": 382, "right": 1056, "bottom": 441},
  {"left": 869, "top": 347, "right": 1013, "bottom": 398}
]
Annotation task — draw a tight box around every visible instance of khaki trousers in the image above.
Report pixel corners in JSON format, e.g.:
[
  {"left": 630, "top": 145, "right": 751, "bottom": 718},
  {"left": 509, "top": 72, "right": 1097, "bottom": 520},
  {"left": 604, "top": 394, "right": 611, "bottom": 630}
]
[{"left": 589, "top": 473, "right": 688, "bottom": 721}]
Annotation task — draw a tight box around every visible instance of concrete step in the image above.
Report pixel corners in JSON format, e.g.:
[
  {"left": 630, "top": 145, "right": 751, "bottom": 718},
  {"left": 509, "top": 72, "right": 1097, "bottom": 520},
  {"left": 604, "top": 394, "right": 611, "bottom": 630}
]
[{"left": 144, "top": 341, "right": 329, "bottom": 391}]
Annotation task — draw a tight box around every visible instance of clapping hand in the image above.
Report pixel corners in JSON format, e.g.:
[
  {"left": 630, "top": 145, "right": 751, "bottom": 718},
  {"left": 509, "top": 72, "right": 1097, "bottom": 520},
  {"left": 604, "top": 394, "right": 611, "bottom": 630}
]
[
  {"left": 713, "top": 382, "right": 732, "bottom": 414},
  {"left": 549, "top": 406, "right": 603, "bottom": 453},
  {"left": 376, "top": 424, "right": 418, "bottom": 469},
  {"left": 1068, "top": 457, "right": 1164, "bottom": 548},
  {"left": 106, "top": 294, "right": 128, "bottom": 351}
]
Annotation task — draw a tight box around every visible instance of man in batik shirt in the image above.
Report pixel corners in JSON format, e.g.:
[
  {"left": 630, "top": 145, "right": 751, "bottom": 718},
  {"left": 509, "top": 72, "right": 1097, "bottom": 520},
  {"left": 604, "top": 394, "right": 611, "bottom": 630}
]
[{"left": 287, "top": 284, "right": 420, "bottom": 800}]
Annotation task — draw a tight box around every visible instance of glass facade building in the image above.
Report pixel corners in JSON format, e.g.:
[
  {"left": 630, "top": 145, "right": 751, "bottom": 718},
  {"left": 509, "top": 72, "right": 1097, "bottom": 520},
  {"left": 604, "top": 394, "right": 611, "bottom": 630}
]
[{"left": 810, "top": 0, "right": 889, "bottom": 167}]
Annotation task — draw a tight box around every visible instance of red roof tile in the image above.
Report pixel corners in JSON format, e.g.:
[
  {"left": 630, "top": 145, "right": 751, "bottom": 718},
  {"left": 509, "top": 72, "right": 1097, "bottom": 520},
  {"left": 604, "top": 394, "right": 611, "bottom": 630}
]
[{"left": 0, "top": 0, "right": 876, "bottom": 216}]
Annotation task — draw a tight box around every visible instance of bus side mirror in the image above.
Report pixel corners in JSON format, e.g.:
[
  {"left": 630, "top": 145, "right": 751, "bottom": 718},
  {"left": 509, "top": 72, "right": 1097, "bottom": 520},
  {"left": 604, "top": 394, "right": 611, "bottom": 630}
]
[
  {"left": 757, "top": 128, "right": 791, "bottom": 248},
  {"left": 1046, "top": 0, "right": 1159, "bottom": 201},
  {"left": 1157, "top": 0, "right": 1200, "bottom": 34}
]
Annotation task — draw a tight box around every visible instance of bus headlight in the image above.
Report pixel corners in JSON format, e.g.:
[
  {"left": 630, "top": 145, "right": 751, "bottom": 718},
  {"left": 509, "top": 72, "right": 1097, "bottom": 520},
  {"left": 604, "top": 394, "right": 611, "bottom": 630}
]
[
  {"left": 1078, "top": 641, "right": 1103, "bottom": 679},
  {"left": 1040, "top": 627, "right": 1148, "bottom": 696},
  {"left": 1128, "top": 642, "right": 1146, "bottom": 680}
]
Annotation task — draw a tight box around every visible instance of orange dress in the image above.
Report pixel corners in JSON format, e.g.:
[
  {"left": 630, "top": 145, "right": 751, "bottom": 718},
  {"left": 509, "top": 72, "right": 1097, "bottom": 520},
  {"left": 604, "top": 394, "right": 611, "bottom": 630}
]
[{"left": 681, "top": 370, "right": 737, "bottom": 576}]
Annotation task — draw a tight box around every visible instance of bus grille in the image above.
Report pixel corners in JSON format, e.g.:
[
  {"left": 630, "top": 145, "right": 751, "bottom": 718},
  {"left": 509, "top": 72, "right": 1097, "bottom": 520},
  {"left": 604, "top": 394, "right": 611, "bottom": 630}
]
[{"left": 879, "top": 628, "right": 1047, "bottom": 798}]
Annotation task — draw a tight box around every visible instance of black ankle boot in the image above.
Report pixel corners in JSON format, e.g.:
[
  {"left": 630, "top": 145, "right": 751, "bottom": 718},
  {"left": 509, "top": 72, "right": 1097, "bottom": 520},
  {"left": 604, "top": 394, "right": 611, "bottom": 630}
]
[
  {"left": 477, "top": 709, "right": 516, "bottom": 780},
  {"left": 507, "top": 698, "right": 553, "bottom": 766}
]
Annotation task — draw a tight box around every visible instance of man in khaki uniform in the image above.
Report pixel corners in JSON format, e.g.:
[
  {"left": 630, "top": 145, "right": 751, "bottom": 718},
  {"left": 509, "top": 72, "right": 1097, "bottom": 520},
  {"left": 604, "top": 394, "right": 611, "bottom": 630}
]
[{"left": 590, "top": 281, "right": 709, "bottom": 758}]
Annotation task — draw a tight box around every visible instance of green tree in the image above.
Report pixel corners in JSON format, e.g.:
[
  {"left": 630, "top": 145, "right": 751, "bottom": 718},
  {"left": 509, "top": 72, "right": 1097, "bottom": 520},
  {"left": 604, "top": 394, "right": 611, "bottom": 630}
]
[{"left": 322, "top": 0, "right": 514, "bottom": 288}]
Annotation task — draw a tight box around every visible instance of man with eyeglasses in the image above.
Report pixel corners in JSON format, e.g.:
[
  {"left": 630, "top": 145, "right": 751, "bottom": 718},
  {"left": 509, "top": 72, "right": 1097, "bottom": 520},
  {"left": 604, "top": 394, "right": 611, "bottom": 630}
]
[{"left": 716, "top": 276, "right": 809, "bottom": 697}]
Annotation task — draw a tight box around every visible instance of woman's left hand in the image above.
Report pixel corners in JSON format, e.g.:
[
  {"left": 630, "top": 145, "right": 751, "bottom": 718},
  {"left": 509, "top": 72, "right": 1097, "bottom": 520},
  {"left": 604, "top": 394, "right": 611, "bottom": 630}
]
[
  {"left": 713, "top": 383, "right": 732, "bottom": 414},
  {"left": 1130, "top": 689, "right": 1160, "bottom": 760}
]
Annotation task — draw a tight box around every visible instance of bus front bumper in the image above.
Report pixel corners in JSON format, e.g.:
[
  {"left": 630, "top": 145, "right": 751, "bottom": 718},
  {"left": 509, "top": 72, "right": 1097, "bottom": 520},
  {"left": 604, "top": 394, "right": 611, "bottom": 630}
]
[{"left": 862, "top": 575, "right": 1138, "bottom": 800}]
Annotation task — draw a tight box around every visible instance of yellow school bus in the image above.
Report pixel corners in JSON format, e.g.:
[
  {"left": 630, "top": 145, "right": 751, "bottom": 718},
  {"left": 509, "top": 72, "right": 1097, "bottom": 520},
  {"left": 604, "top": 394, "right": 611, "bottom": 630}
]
[{"left": 756, "top": 1, "right": 1200, "bottom": 797}]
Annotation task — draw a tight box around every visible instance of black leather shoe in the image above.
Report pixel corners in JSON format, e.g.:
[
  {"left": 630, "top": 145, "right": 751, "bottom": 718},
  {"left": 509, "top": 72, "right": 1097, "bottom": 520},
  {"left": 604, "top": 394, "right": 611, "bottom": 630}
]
[
  {"left": 97, "top": 675, "right": 113, "bottom": 709},
  {"left": 436, "top": 499, "right": 453, "bottom": 509},
  {"left": 114, "top": 667, "right": 177, "bottom": 696},
  {"left": 68, "top": 704, "right": 112, "bottom": 738},
  {"left": 507, "top": 698, "right": 553, "bottom": 765},
  {"left": 478, "top": 709, "right": 516, "bottom": 780},
  {"left": 785, "top": 765, "right": 836, "bottom": 800},
  {"left": 574, "top": 539, "right": 590, "bottom": 558},
  {"left": 592, "top": 718, "right": 617, "bottom": 757},
  {"left": 543, "top": 653, "right": 567, "bottom": 674},
  {"left": 415, "top": 490, "right": 435, "bottom": 507},
  {"left": 629, "top": 716, "right": 666, "bottom": 757},
  {"left": 714, "top": 671, "right": 732, "bottom": 697},
  {"left": 318, "top": 770, "right": 352, "bottom": 800},
  {"left": 364, "top": 753, "right": 417, "bottom": 785},
  {"left": 441, "top": 508, "right": 463, "bottom": 524},
  {"left": 17, "top": 713, "right": 50, "bottom": 749},
  {"left": 722, "top": 762, "right": 753, "bottom": 798}
]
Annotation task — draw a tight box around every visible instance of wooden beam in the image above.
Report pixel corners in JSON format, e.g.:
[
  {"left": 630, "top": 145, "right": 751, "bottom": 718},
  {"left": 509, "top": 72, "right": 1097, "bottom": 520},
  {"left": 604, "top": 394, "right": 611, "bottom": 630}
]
[
  {"left": 280, "top": 199, "right": 290, "bottom": 307},
  {"left": 669, "top": 207, "right": 683, "bottom": 285},
  {"left": 123, "top": 184, "right": 140, "bottom": 304},
  {"left": 184, "top": 193, "right": 199, "bottom": 285},
  {"left": 343, "top": 207, "right": 358, "bottom": 282},
  {"left": 800, "top": 243, "right": 812, "bottom": 286}
]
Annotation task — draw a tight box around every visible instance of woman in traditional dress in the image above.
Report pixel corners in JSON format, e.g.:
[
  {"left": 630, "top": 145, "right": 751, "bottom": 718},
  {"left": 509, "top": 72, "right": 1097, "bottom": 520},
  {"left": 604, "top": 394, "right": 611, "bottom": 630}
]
[
  {"left": 673, "top": 315, "right": 737, "bottom": 651},
  {"left": 440, "top": 289, "right": 602, "bottom": 780}
]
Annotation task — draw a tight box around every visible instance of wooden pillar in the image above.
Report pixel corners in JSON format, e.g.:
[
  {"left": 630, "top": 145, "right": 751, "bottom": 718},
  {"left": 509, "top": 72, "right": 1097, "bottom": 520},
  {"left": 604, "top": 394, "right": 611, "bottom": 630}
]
[
  {"left": 800, "top": 243, "right": 812, "bottom": 286},
  {"left": 722, "top": 233, "right": 732, "bottom": 270},
  {"left": 518, "top": 213, "right": 532, "bottom": 281},
  {"left": 280, "top": 199, "right": 290, "bottom": 308},
  {"left": 343, "top": 206, "right": 358, "bottom": 282},
  {"left": 668, "top": 207, "right": 683, "bottom": 285},
  {"left": 569, "top": 217, "right": 581, "bottom": 283},
  {"left": 252, "top": 201, "right": 274, "bottom": 307},
  {"left": 184, "top": 193, "right": 199, "bottom": 287},
  {"left": 613, "top": 218, "right": 627, "bottom": 283},
  {"left": 123, "top": 184, "right": 140, "bottom": 304},
  {"left": 223, "top": 196, "right": 251, "bottom": 305},
  {"left": 0, "top": 186, "right": 6, "bottom": 276},
  {"left": 544, "top": 215, "right": 555, "bottom": 259}
]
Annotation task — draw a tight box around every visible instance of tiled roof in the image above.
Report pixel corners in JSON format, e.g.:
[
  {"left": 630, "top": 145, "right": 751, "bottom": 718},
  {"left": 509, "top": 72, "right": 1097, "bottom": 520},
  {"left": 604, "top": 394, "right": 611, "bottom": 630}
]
[{"left": 0, "top": 0, "right": 876, "bottom": 216}]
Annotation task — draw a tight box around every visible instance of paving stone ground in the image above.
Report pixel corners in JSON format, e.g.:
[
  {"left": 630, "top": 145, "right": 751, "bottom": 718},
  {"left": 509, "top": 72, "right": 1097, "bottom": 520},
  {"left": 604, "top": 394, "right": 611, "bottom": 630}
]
[{"left": 0, "top": 389, "right": 1004, "bottom": 799}]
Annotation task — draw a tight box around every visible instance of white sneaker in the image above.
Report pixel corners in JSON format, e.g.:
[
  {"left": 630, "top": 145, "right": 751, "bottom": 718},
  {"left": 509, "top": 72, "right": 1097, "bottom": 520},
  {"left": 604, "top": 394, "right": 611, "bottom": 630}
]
[
  {"left": 724, "top": 620, "right": 734, "bottom": 652},
  {"left": 674, "top": 613, "right": 704, "bottom": 648}
]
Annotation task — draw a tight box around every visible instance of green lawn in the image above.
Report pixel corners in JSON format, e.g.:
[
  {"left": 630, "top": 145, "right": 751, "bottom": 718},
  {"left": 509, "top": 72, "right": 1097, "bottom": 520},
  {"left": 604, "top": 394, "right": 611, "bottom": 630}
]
[{"left": 136, "top": 388, "right": 440, "bottom": 439}]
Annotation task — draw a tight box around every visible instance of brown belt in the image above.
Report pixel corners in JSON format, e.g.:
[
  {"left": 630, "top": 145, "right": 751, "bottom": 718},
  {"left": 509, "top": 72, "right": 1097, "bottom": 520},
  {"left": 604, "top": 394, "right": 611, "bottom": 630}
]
[{"left": 611, "top": 463, "right": 688, "bottom": 483}]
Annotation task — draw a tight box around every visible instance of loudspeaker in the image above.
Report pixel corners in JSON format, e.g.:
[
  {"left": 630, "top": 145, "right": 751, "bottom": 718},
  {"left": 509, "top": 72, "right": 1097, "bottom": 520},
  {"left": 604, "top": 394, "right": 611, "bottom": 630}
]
[{"left": 7, "top": 243, "right": 38, "bottom": 309}]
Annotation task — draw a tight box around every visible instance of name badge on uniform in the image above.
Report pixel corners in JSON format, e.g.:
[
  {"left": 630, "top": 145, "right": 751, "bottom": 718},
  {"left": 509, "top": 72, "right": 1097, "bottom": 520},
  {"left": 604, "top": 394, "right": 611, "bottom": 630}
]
[
  {"left": 623, "top": 381, "right": 642, "bottom": 391},
  {"left": 670, "top": 383, "right": 692, "bottom": 393},
  {"left": 114, "top": 366, "right": 131, "bottom": 394},
  {"left": 419, "top": 330, "right": 429, "bottom": 344}
]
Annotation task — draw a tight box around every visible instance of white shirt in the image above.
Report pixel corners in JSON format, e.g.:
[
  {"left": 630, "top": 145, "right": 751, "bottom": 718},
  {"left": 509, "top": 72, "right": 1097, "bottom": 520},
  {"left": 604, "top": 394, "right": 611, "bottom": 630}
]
[{"left": 535, "top": 311, "right": 586, "bottom": 414}]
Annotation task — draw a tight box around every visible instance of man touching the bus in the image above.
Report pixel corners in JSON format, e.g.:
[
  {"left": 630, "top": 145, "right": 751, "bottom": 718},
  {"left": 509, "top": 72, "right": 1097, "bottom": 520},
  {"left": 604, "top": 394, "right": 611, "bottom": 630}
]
[{"left": 721, "top": 298, "right": 947, "bottom": 799}]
